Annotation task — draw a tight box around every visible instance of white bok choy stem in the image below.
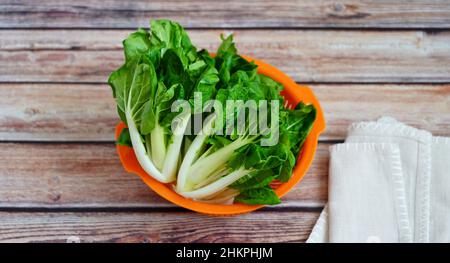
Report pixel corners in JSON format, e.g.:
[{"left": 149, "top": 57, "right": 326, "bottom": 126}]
[
  {"left": 150, "top": 122, "right": 166, "bottom": 170},
  {"left": 195, "top": 188, "right": 240, "bottom": 204},
  {"left": 177, "top": 167, "right": 252, "bottom": 199},
  {"left": 162, "top": 112, "right": 191, "bottom": 183},
  {"left": 186, "top": 136, "right": 254, "bottom": 187},
  {"left": 125, "top": 108, "right": 171, "bottom": 183},
  {"left": 176, "top": 113, "right": 217, "bottom": 192}
]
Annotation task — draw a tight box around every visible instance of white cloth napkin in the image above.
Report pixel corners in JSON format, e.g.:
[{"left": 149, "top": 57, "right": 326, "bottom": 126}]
[{"left": 307, "top": 117, "right": 450, "bottom": 243}]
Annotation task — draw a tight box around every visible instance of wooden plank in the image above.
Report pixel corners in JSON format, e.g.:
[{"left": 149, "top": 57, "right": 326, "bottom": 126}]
[
  {"left": 0, "top": 84, "right": 117, "bottom": 141},
  {"left": 1, "top": 0, "right": 450, "bottom": 29},
  {"left": 0, "top": 211, "right": 319, "bottom": 243},
  {"left": 0, "top": 143, "right": 328, "bottom": 208},
  {"left": 0, "top": 83, "right": 449, "bottom": 141},
  {"left": 1, "top": 29, "right": 450, "bottom": 83},
  {"left": 314, "top": 84, "right": 450, "bottom": 139}
]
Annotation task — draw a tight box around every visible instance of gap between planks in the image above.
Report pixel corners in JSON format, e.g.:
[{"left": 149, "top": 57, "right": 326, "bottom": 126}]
[{"left": 0, "top": 205, "right": 324, "bottom": 213}]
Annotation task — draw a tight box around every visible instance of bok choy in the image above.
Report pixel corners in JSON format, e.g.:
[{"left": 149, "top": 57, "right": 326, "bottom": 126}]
[{"left": 110, "top": 19, "right": 316, "bottom": 205}]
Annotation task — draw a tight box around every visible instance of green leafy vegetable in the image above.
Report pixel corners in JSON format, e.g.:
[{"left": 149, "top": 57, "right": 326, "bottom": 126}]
[
  {"left": 116, "top": 128, "right": 132, "bottom": 147},
  {"left": 109, "top": 19, "right": 316, "bottom": 205},
  {"left": 235, "top": 186, "right": 281, "bottom": 205}
]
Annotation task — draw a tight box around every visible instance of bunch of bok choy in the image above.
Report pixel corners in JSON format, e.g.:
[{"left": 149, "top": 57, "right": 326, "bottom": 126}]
[{"left": 110, "top": 19, "right": 316, "bottom": 205}]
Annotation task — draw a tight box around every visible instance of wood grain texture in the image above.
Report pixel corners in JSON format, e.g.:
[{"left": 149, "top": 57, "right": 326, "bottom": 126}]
[
  {"left": 1, "top": 0, "right": 450, "bottom": 29},
  {"left": 1, "top": 29, "right": 450, "bottom": 83},
  {"left": 0, "top": 83, "right": 448, "bottom": 141},
  {"left": 0, "top": 84, "right": 117, "bottom": 141},
  {"left": 0, "top": 211, "right": 320, "bottom": 243},
  {"left": 315, "top": 84, "right": 450, "bottom": 139},
  {"left": 0, "top": 143, "right": 328, "bottom": 208}
]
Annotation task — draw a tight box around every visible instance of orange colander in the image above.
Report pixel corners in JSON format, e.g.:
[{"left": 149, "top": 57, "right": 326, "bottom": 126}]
[{"left": 115, "top": 55, "right": 326, "bottom": 215}]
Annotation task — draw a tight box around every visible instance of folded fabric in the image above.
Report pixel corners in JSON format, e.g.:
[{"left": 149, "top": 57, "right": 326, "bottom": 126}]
[
  {"left": 307, "top": 117, "right": 450, "bottom": 243},
  {"left": 309, "top": 143, "right": 412, "bottom": 243}
]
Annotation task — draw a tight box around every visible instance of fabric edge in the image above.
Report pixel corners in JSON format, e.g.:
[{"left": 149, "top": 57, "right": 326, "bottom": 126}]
[
  {"left": 387, "top": 146, "right": 413, "bottom": 243},
  {"left": 348, "top": 121, "right": 431, "bottom": 144},
  {"left": 330, "top": 142, "right": 398, "bottom": 154}
]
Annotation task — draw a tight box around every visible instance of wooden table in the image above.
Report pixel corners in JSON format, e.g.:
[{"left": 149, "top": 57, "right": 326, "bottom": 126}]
[{"left": 0, "top": 0, "right": 449, "bottom": 243}]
